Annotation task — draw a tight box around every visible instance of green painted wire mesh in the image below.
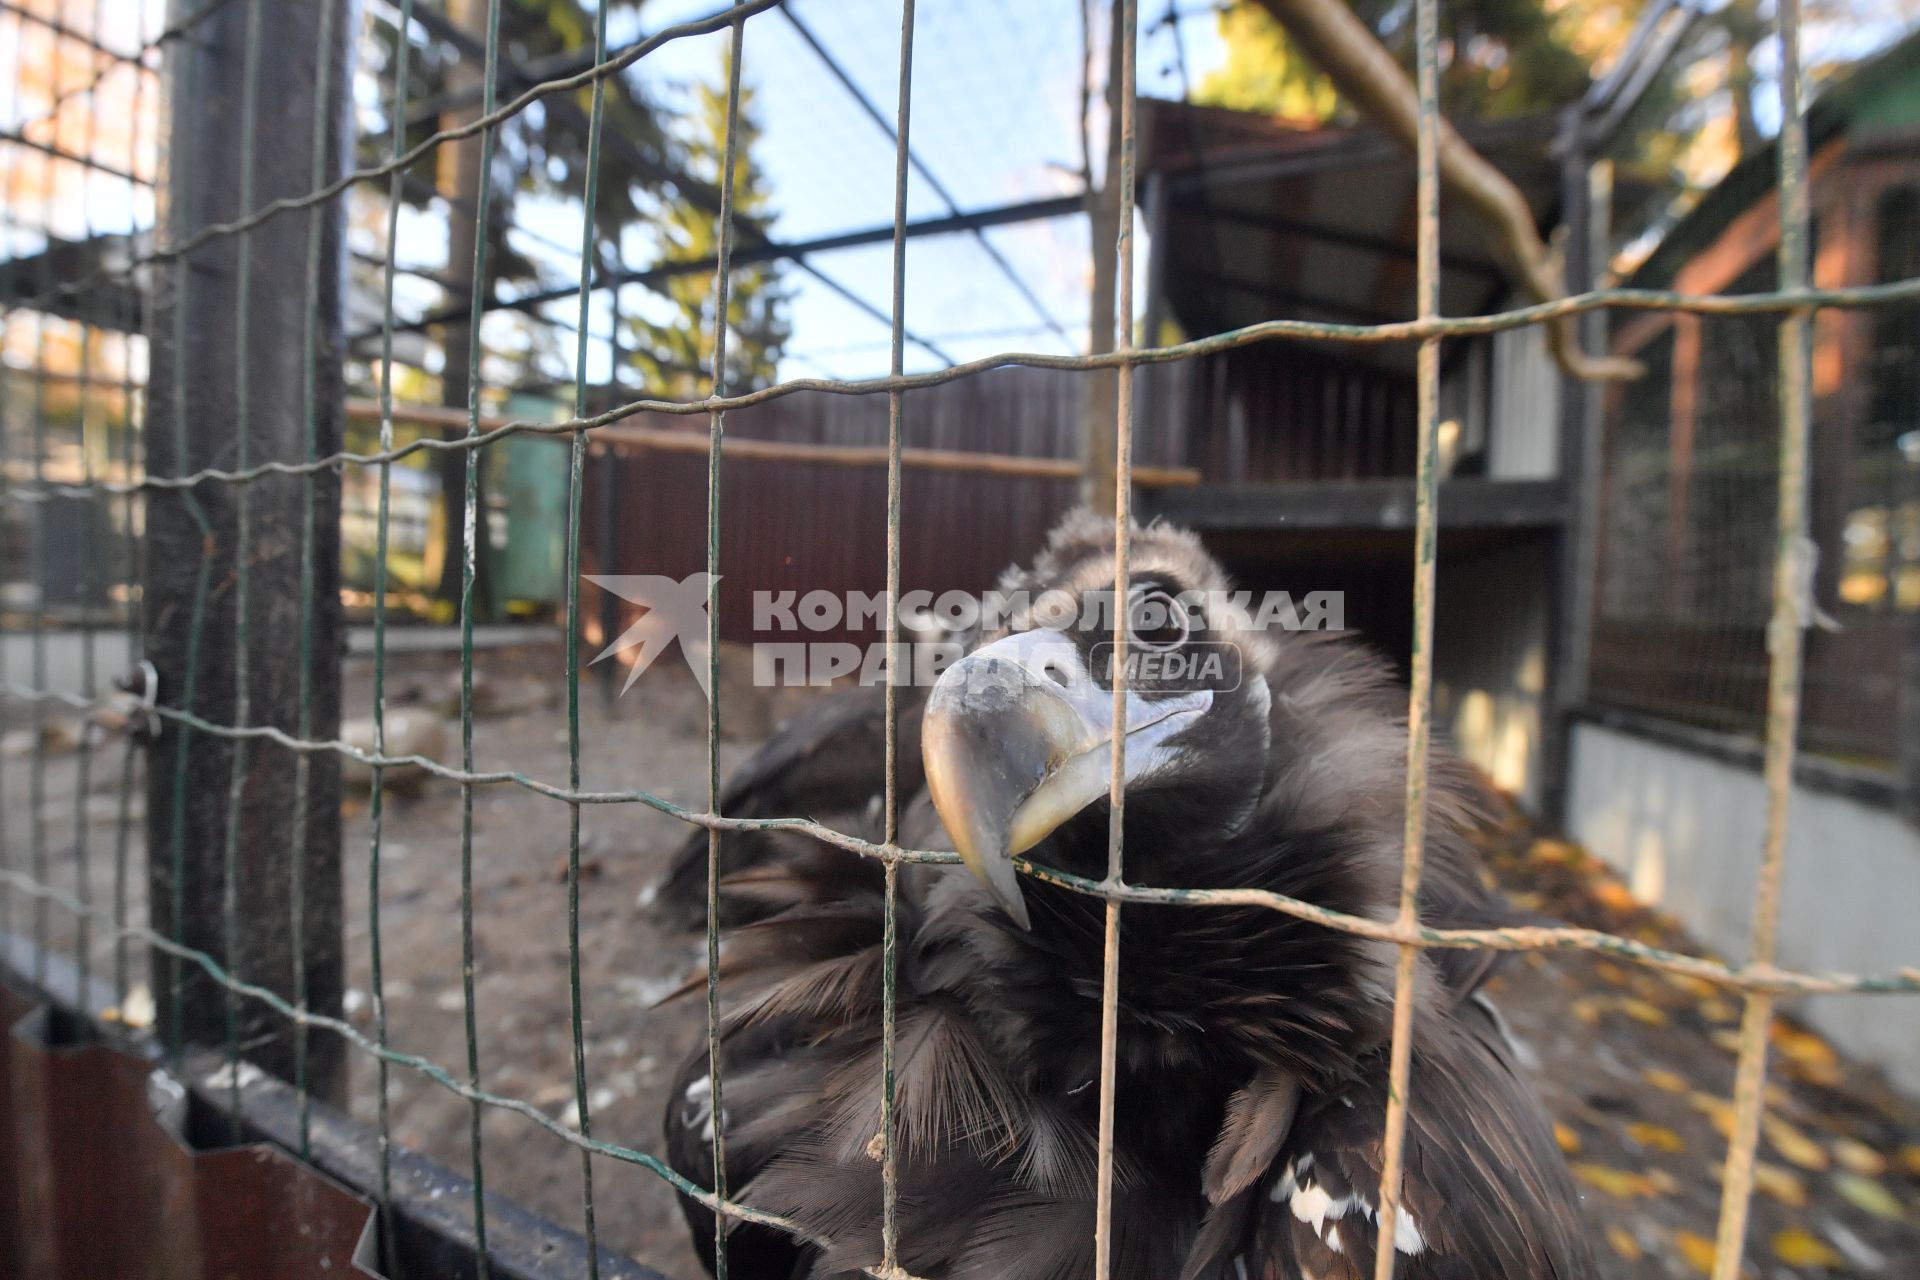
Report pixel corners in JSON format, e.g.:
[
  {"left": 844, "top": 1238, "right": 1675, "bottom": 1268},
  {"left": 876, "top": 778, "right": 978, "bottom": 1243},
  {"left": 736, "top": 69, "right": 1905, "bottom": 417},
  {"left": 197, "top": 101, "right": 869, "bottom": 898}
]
[{"left": 0, "top": 4, "right": 1915, "bottom": 1280}]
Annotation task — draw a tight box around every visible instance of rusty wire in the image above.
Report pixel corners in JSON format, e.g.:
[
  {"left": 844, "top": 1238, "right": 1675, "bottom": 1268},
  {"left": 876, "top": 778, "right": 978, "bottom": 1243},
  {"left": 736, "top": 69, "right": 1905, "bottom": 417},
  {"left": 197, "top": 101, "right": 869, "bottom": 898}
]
[
  {"left": 1707, "top": 0, "right": 1815, "bottom": 1274},
  {"left": 1093, "top": 0, "right": 1139, "bottom": 1271},
  {"left": 0, "top": 1, "right": 1913, "bottom": 1278},
  {"left": 1369, "top": 0, "right": 1446, "bottom": 1269}
]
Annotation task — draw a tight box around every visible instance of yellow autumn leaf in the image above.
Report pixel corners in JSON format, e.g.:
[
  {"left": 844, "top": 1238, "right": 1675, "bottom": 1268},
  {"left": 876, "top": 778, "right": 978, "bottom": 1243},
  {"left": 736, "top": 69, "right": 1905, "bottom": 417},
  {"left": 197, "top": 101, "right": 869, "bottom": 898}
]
[
  {"left": 1661, "top": 970, "right": 1720, "bottom": 1000},
  {"left": 1833, "top": 1171, "right": 1904, "bottom": 1220},
  {"left": 1831, "top": 1136, "right": 1887, "bottom": 1177},
  {"left": 1595, "top": 961, "right": 1630, "bottom": 986},
  {"left": 1570, "top": 1162, "right": 1654, "bottom": 1199},
  {"left": 1772, "top": 1024, "right": 1842, "bottom": 1086},
  {"left": 1571, "top": 997, "right": 1603, "bottom": 1026},
  {"left": 1644, "top": 1067, "right": 1688, "bottom": 1094},
  {"left": 1901, "top": 1145, "right": 1920, "bottom": 1178},
  {"left": 1554, "top": 1122, "right": 1582, "bottom": 1155},
  {"left": 1772, "top": 1227, "right": 1844, "bottom": 1268},
  {"left": 1700, "top": 997, "right": 1738, "bottom": 1023},
  {"left": 1530, "top": 838, "right": 1580, "bottom": 865},
  {"left": 1647, "top": 1168, "right": 1680, "bottom": 1195},
  {"left": 1690, "top": 1092, "right": 1736, "bottom": 1138},
  {"left": 1605, "top": 1226, "right": 1643, "bottom": 1261},
  {"left": 1592, "top": 881, "right": 1640, "bottom": 913},
  {"left": 1711, "top": 1028, "right": 1744, "bottom": 1054},
  {"left": 1618, "top": 997, "right": 1670, "bottom": 1027},
  {"left": 1626, "top": 1122, "right": 1687, "bottom": 1154},
  {"left": 1751, "top": 1161, "right": 1808, "bottom": 1208},
  {"left": 1764, "top": 1115, "right": 1831, "bottom": 1171},
  {"left": 1674, "top": 1230, "right": 1718, "bottom": 1274}
]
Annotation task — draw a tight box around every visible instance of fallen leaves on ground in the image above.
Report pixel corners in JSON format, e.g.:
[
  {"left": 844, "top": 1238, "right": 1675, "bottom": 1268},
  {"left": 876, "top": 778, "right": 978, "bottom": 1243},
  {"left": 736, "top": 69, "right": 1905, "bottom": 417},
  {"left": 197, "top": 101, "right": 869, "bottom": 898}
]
[
  {"left": 1773, "top": 1226, "right": 1845, "bottom": 1268},
  {"left": 1626, "top": 1121, "right": 1688, "bottom": 1154},
  {"left": 1606, "top": 1225, "right": 1644, "bottom": 1260},
  {"left": 1764, "top": 1114, "right": 1832, "bottom": 1171},
  {"left": 1750, "top": 1162, "right": 1809, "bottom": 1208},
  {"left": 1673, "top": 1231, "right": 1719, "bottom": 1274},
  {"left": 1833, "top": 1171, "right": 1905, "bottom": 1221},
  {"left": 1480, "top": 796, "right": 1920, "bottom": 1278}
]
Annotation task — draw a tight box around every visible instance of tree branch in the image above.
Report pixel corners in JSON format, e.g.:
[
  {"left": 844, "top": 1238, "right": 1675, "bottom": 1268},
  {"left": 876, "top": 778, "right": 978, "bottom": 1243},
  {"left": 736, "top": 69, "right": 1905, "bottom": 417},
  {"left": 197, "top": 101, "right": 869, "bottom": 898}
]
[{"left": 1248, "top": 0, "right": 1642, "bottom": 381}]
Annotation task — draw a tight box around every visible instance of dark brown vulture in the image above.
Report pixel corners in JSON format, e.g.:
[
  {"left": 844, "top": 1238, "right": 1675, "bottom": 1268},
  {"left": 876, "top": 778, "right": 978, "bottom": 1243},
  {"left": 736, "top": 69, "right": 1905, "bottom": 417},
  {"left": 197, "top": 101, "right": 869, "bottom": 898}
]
[
  {"left": 662, "top": 510, "right": 1595, "bottom": 1280},
  {"left": 653, "top": 683, "right": 932, "bottom": 929}
]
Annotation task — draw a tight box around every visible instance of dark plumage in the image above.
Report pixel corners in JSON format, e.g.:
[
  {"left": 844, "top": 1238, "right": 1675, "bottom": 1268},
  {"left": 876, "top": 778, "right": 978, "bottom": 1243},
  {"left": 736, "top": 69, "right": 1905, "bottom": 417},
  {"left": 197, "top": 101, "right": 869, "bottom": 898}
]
[
  {"left": 661, "top": 511, "right": 1595, "bottom": 1280},
  {"left": 655, "top": 685, "right": 930, "bottom": 928}
]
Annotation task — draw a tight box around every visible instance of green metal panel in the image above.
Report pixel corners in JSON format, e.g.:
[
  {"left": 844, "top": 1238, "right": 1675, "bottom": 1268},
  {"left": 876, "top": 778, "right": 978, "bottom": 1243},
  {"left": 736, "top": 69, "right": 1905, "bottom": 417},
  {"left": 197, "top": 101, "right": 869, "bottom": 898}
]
[
  {"left": 1851, "top": 68, "right": 1920, "bottom": 136},
  {"left": 497, "top": 427, "right": 570, "bottom": 608}
]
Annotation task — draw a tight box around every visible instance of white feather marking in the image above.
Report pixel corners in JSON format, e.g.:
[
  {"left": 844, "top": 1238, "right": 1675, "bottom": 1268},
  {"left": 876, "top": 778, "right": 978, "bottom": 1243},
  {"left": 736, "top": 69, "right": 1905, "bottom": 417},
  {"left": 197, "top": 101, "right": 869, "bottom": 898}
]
[
  {"left": 1290, "top": 1181, "right": 1358, "bottom": 1236},
  {"left": 1336, "top": 1192, "right": 1429, "bottom": 1258},
  {"left": 1393, "top": 1207, "right": 1426, "bottom": 1256},
  {"left": 681, "top": 1074, "right": 723, "bottom": 1142},
  {"left": 1270, "top": 1153, "right": 1315, "bottom": 1202},
  {"left": 1326, "top": 1225, "right": 1342, "bottom": 1254}
]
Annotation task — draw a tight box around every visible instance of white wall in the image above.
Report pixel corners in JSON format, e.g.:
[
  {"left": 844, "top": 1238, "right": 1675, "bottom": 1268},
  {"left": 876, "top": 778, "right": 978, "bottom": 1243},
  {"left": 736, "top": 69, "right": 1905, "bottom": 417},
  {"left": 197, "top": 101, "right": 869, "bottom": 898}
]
[
  {"left": 0, "top": 632, "right": 133, "bottom": 699},
  {"left": 1569, "top": 721, "right": 1920, "bottom": 1095},
  {"left": 1488, "top": 321, "right": 1561, "bottom": 479}
]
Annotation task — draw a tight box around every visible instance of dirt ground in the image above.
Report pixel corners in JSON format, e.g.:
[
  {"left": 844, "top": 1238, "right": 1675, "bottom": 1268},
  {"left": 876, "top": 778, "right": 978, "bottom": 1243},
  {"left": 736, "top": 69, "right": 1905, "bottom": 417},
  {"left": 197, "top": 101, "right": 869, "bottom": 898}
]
[
  {"left": 10, "top": 633, "right": 1920, "bottom": 1279},
  {"left": 333, "top": 638, "right": 814, "bottom": 1280}
]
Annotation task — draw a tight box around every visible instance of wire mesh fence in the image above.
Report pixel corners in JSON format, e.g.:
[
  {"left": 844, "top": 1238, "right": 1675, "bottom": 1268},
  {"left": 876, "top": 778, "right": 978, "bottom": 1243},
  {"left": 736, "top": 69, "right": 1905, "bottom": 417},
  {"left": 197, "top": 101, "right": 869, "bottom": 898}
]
[
  {"left": 1591, "top": 170, "right": 1920, "bottom": 770},
  {"left": 1, "top": 2, "right": 1919, "bottom": 1280}
]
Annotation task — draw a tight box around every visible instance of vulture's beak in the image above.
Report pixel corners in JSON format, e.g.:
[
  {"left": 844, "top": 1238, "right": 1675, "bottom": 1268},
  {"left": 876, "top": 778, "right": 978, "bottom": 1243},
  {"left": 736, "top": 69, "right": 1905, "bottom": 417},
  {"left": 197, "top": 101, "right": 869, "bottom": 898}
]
[{"left": 921, "top": 628, "right": 1210, "bottom": 928}]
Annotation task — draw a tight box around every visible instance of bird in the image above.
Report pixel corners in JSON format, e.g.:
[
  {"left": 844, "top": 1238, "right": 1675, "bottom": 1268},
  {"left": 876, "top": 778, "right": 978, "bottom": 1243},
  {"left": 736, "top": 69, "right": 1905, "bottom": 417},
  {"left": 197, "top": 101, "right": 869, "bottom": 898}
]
[
  {"left": 661, "top": 509, "right": 1596, "bottom": 1280},
  {"left": 652, "top": 681, "right": 933, "bottom": 930}
]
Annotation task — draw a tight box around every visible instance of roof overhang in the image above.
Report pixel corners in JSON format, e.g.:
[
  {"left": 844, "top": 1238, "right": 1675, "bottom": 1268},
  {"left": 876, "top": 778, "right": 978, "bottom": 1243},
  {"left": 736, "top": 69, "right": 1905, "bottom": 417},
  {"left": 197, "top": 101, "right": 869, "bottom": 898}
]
[{"left": 1136, "top": 99, "right": 1561, "bottom": 373}]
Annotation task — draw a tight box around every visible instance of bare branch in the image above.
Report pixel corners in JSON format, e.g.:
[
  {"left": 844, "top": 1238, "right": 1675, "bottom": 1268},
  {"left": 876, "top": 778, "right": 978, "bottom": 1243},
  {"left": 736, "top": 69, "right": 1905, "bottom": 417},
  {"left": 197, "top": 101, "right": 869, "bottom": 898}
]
[{"left": 1248, "top": 0, "right": 1643, "bottom": 381}]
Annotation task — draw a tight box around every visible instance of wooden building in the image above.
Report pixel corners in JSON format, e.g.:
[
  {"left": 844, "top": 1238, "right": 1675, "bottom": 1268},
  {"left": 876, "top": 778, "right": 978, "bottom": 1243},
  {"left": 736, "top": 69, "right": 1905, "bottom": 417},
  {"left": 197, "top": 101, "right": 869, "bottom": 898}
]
[
  {"left": 1130, "top": 99, "right": 1578, "bottom": 811},
  {"left": 1563, "top": 33, "right": 1920, "bottom": 1092}
]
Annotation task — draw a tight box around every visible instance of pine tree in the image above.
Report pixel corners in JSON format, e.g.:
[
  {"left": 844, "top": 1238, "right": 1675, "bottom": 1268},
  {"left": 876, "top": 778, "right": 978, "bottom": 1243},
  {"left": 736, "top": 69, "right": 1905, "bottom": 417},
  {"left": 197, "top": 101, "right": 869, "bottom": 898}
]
[{"left": 629, "top": 53, "right": 791, "bottom": 400}]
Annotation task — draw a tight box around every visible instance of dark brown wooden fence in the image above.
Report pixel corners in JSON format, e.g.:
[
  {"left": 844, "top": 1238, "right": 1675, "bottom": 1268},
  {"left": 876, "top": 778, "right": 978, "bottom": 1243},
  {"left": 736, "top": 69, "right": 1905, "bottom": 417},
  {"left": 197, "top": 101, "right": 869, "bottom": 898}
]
[{"left": 584, "top": 364, "right": 1192, "bottom": 647}]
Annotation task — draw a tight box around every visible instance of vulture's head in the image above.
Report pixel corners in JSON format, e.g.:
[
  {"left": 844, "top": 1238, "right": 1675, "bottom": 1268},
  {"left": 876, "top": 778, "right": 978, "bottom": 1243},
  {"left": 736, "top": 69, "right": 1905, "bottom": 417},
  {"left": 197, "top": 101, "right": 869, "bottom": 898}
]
[{"left": 922, "top": 511, "right": 1276, "bottom": 927}]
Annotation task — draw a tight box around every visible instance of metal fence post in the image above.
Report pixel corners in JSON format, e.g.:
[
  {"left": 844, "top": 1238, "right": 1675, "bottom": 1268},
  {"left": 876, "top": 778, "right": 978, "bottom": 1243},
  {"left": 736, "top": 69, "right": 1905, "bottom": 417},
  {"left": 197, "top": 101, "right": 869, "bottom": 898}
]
[
  {"left": 1904, "top": 452, "right": 1920, "bottom": 825},
  {"left": 143, "top": 0, "right": 352, "bottom": 1101},
  {"left": 1544, "top": 113, "right": 1610, "bottom": 829}
]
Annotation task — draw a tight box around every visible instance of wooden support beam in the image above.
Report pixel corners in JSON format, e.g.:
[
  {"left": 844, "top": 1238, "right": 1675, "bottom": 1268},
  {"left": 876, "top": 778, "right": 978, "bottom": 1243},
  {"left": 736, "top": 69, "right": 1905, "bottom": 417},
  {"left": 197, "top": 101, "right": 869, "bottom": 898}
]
[
  {"left": 1140, "top": 477, "right": 1568, "bottom": 532},
  {"left": 341, "top": 399, "right": 1203, "bottom": 488}
]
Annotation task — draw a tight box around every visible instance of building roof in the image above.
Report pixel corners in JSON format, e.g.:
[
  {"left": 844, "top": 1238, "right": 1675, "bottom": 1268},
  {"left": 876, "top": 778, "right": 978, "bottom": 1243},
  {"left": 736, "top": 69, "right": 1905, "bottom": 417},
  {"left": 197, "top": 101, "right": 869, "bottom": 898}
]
[
  {"left": 1628, "top": 26, "right": 1920, "bottom": 289},
  {"left": 1135, "top": 98, "right": 1564, "bottom": 372}
]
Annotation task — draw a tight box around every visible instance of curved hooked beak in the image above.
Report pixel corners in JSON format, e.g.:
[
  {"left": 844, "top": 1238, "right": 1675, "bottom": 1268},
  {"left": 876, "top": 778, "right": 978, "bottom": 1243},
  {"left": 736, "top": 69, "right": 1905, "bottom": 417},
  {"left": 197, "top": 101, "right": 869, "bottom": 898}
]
[{"left": 920, "top": 628, "right": 1209, "bottom": 928}]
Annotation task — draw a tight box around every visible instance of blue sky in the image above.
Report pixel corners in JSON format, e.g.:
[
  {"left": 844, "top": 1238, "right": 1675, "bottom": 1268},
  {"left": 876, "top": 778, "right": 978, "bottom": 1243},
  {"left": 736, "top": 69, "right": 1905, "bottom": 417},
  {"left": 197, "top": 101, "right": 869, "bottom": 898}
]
[
  {"left": 501, "top": 0, "right": 1228, "bottom": 385},
  {"left": 384, "top": 0, "right": 1918, "bottom": 393}
]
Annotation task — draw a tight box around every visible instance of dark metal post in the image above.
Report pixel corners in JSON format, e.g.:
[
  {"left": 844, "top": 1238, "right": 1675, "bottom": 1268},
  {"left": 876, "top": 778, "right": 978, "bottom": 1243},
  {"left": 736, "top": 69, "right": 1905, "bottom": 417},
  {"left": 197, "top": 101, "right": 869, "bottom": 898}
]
[
  {"left": 145, "top": 0, "right": 351, "bottom": 1099},
  {"left": 1903, "top": 444, "right": 1920, "bottom": 825},
  {"left": 1905, "top": 615, "right": 1920, "bottom": 826},
  {"left": 1541, "top": 109, "right": 1608, "bottom": 828}
]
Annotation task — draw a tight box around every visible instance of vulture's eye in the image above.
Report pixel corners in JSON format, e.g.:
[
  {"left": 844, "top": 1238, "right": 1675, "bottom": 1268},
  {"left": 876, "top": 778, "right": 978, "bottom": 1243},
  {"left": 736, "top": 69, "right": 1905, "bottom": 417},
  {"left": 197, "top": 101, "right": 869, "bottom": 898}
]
[{"left": 1128, "top": 588, "right": 1191, "bottom": 651}]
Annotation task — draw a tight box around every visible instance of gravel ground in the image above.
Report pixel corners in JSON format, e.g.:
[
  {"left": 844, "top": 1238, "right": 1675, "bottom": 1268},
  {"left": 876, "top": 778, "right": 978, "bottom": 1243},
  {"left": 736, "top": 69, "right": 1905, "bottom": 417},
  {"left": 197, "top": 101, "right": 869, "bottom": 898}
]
[{"left": 8, "top": 634, "right": 1918, "bottom": 1279}]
